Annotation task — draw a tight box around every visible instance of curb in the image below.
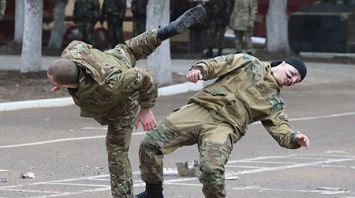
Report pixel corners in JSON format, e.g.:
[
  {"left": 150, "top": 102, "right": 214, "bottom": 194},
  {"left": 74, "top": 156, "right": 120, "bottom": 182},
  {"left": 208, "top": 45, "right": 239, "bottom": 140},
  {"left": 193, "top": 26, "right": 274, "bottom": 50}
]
[{"left": 0, "top": 81, "right": 204, "bottom": 112}]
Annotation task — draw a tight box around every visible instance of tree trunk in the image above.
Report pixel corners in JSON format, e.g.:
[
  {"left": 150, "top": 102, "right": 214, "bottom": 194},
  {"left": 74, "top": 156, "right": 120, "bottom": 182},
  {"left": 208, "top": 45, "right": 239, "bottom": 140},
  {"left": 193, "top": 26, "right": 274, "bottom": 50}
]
[
  {"left": 48, "top": 0, "right": 67, "bottom": 49},
  {"left": 146, "top": 0, "right": 173, "bottom": 85},
  {"left": 14, "top": 0, "right": 25, "bottom": 44},
  {"left": 21, "top": 0, "right": 43, "bottom": 73},
  {"left": 266, "top": 0, "right": 290, "bottom": 53}
]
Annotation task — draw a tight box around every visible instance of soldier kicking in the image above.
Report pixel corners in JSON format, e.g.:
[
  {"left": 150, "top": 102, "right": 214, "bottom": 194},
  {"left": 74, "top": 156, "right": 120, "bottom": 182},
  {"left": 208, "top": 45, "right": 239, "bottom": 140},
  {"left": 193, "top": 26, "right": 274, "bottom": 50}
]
[{"left": 47, "top": 5, "right": 206, "bottom": 198}]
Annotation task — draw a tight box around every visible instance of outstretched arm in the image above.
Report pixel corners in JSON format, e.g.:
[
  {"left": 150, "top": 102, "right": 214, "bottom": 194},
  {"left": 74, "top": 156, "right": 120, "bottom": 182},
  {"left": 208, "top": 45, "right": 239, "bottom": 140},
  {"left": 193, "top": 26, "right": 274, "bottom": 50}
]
[
  {"left": 189, "top": 53, "right": 259, "bottom": 80},
  {"left": 261, "top": 111, "right": 311, "bottom": 149}
]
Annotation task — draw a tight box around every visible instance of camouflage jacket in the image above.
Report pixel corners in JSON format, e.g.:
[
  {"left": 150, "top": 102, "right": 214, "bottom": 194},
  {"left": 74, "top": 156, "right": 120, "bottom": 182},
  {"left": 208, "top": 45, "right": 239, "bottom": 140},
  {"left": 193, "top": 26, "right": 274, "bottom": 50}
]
[
  {"left": 229, "top": 0, "right": 258, "bottom": 31},
  {"left": 0, "top": 0, "right": 6, "bottom": 20},
  {"left": 73, "top": 0, "right": 101, "bottom": 23},
  {"left": 61, "top": 40, "right": 157, "bottom": 125},
  {"left": 131, "top": 0, "right": 147, "bottom": 19},
  {"left": 188, "top": 53, "right": 301, "bottom": 149},
  {"left": 102, "top": 0, "right": 127, "bottom": 18}
]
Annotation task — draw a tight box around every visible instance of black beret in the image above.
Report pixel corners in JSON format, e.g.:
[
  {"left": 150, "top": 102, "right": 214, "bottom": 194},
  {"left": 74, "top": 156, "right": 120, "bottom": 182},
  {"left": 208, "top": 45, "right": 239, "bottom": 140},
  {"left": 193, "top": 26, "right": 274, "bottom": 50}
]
[{"left": 270, "top": 58, "right": 307, "bottom": 81}]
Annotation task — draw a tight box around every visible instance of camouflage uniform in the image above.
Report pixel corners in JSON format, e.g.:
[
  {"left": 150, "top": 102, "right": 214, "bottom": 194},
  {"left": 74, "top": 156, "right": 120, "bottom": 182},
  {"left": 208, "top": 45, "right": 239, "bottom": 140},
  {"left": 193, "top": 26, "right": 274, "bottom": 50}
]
[
  {"left": 73, "top": 0, "right": 101, "bottom": 44},
  {"left": 229, "top": 0, "right": 258, "bottom": 53},
  {"left": 131, "top": 0, "right": 147, "bottom": 37},
  {"left": 139, "top": 53, "right": 303, "bottom": 198},
  {"left": 61, "top": 30, "right": 161, "bottom": 198},
  {"left": 0, "top": 0, "right": 6, "bottom": 20},
  {"left": 204, "top": 0, "right": 234, "bottom": 57},
  {"left": 102, "top": 0, "right": 127, "bottom": 47}
]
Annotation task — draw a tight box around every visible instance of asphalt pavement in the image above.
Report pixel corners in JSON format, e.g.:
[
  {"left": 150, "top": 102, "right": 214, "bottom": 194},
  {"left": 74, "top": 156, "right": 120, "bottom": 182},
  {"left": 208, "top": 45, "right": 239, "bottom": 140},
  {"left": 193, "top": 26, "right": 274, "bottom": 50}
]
[{"left": 0, "top": 55, "right": 355, "bottom": 198}]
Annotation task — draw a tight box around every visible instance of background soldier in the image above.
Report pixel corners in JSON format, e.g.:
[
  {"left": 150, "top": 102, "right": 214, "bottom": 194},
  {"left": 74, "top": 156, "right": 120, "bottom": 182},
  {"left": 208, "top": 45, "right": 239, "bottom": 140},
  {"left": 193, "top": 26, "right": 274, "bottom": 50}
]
[
  {"left": 131, "top": 0, "right": 147, "bottom": 37},
  {"left": 229, "top": 0, "right": 258, "bottom": 54},
  {"left": 101, "top": 0, "right": 127, "bottom": 47},
  {"left": 0, "top": 0, "right": 6, "bottom": 20},
  {"left": 47, "top": 6, "right": 206, "bottom": 198},
  {"left": 73, "top": 0, "right": 101, "bottom": 44},
  {"left": 204, "top": 0, "right": 234, "bottom": 57}
]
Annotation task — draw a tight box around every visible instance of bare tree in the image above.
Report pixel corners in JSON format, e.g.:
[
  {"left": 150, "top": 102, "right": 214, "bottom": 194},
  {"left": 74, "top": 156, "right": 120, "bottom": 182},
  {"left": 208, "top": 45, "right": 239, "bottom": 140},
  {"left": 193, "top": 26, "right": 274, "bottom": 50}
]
[
  {"left": 21, "top": 0, "right": 43, "bottom": 73},
  {"left": 146, "top": 0, "right": 173, "bottom": 85},
  {"left": 266, "top": 0, "right": 290, "bottom": 53},
  {"left": 14, "top": 0, "right": 25, "bottom": 44},
  {"left": 48, "top": 0, "right": 67, "bottom": 49}
]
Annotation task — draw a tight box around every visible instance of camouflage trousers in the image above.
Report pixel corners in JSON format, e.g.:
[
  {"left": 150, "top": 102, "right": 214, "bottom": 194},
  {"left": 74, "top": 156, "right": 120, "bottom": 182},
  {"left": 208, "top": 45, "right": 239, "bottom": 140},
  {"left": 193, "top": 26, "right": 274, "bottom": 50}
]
[
  {"left": 107, "top": 17, "right": 125, "bottom": 47},
  {"left": 207, "top": 22, "right": 227, "bottom": 50},
  {"left": 139, "top": 104, "right": 240, "bottom": 198},
  {"left": 106, "top": 118, "right": 135, "bottom": 198},
  {"left": 234, "top": 29, "right": 254, "bottom": 53},
  {"left": 77, "top": 22, "right": 95, "bottom": 44},
  {"left": 132, "top": 18, "right": 146, "bottom": 37}
]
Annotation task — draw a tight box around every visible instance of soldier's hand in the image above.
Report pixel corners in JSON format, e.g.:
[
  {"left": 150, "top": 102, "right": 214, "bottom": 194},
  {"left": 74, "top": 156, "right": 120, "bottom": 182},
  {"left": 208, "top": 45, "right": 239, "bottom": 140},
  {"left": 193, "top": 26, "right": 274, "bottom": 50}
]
[
  {"left": 187, "top": 69, "right": 202, "bottom": 83},
  {"left": 295, "top": 133, "right": 310, "bottom": 149},
  {"left": 134, "top": 108, "right": 157, "bottom": 131}
]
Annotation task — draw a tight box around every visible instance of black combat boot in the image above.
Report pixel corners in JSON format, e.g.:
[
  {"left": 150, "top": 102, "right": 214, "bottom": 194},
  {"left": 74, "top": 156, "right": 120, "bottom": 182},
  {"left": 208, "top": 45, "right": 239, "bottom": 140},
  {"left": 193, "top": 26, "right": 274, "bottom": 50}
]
[
  {"left": 157, "top": 5, "right": 206, "bottom": 41},
  {"left": 134, "top": 183, "right": 163, "bottom": 198},
  {"left": 217, "top": 48, "right": 223, "bottom": 56},
  {"left": 205, "top": 48, "right": 213, "bottom": 58}
]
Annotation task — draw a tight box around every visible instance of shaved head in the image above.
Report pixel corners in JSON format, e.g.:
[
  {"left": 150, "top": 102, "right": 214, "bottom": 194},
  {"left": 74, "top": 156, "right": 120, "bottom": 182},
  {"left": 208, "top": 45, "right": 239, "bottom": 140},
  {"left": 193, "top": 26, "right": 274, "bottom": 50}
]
[{"left": 47, "top": 58, "right": 79, "bottom": 85}]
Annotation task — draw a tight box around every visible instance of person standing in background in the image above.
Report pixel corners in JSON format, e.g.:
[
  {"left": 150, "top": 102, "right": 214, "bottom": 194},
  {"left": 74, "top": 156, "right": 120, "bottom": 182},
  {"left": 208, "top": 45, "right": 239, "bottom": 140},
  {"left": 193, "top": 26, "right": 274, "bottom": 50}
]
[
  {"left": 102, "top": 0, "right": 127, "bottom": 47},
  {"left": 204, "top": 0, "right": 234, "bottom": 58},
  {"left": 0, "top": 0, "right": 6, "bottom": 20},
  {"left": 73, "top": 0, "right": 101, "bottom": 44},
  {"left": 229, "top": 0, "right": 258, "bottom": 54},
  {"left": 131, "top": 0, "right": 147, "bottom": 37}
]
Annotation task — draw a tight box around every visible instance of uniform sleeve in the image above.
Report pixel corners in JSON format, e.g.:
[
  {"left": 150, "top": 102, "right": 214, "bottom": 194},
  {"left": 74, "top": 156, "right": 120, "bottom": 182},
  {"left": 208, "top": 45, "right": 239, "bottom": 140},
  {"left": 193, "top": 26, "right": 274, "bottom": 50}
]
[
  {"left": 113, "top": 68, "right": 157, "bottom": 109},
  {"left": 251, "top": 0, "right": 258, "bottom": 22},
  {"left": 261, "top": 110, "right": 301, "bottom": 149},
  {"left": 190, "top": 53, "right": 256, "bottom": 80}
]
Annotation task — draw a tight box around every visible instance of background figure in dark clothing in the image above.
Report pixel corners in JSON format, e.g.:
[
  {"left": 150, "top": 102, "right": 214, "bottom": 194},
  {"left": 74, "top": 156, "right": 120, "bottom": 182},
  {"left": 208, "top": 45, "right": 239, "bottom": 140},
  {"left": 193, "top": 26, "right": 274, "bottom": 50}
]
[
  {"left": 102, "top": 0, "right": 127, "bottom": 47},
  {"left": 73, "top": 0, "right": 101, "bottom": 44},
  {"left": 131, "top": 0, "right": 147, "bottom": 37},
  {"left": 170, "top": 0, "right": 191, "bottom": 21},
  {"left": 204, "top": 0, "right": 234, "bottom": 57}
]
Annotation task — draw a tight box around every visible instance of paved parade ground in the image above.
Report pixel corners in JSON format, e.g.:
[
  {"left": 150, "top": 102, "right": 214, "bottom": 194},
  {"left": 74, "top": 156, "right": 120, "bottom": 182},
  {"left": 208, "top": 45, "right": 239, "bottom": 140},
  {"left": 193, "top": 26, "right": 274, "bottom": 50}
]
[{"left": 0, "top": 61, "right": 355, "bottom": 198}]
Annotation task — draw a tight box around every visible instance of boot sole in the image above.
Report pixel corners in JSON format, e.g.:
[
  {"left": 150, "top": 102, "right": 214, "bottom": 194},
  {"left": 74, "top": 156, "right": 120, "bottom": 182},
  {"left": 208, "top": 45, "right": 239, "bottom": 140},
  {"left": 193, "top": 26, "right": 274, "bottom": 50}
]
[{"left": 174, "top": 5, "right": 207, "bottom": 33}]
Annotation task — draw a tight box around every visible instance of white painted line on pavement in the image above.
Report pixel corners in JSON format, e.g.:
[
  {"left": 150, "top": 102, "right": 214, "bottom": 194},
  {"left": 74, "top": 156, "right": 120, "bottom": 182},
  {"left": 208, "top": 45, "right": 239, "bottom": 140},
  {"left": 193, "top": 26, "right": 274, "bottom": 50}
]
[
  {"left": 0, "top": 131, "right": 146, "bottom": 149},
  {"left": 290, "top": 112, "right": 355, "bottom": 121},
  {"left": 0, "top": 135, "right": 104, "bottom": 149},
  {"left": 0, "top": 82, "right": 204, "bottom": 112},
  {"left": 166, "top": 183, "right": 349, "bottom": 195},
  {"left": 252, "top": 111, "right": 355, "bottom": 125},
  {"left": 0, "top": 98, "right": 74, "bottom": 112},
  {"left": 46, "top": 182, "right": 108, "bottom": 188},
  {"left": 1, "top": 154, "right": 354, "bottom": 197},
  {"left": 230, "top": 157, "right": 355, "bottom": 175},
  {"left": 1, "top": 189, "right": 61, "bottom": 194},
  {"left": 1, "top": 111, "right": 354, "bottom": 150}
]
